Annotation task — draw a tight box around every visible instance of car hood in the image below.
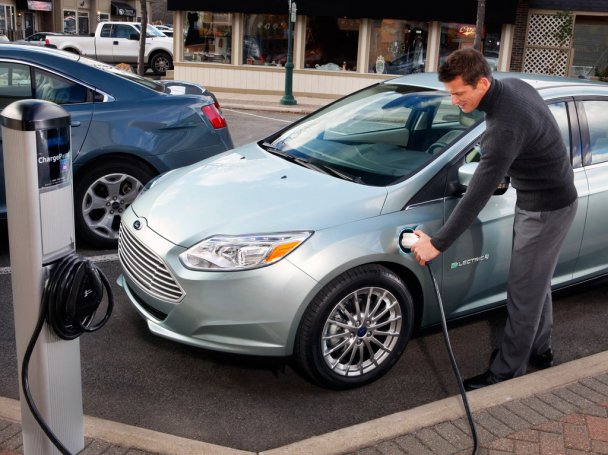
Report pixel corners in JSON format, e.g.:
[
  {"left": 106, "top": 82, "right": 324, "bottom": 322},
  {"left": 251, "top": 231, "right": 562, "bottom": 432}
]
[{"left": 131, "top": 143, "right": 388, "bottom": 246}]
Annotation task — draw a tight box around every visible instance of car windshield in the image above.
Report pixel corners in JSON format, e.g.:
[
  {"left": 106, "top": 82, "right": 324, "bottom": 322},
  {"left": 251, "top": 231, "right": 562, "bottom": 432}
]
[{"left": 264, "top": 84, "right": 484, "bottom": 186}]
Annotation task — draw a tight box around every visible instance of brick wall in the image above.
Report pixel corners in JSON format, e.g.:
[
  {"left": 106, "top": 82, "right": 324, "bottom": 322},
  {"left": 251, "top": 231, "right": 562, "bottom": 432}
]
[{"left": 510, "top": 0, "right": 530, "bottom": 71}]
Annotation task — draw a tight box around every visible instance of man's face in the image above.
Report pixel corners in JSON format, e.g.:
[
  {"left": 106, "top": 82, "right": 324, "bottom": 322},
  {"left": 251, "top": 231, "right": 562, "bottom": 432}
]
[{"left": 443, "top": 75, "right": 489, "bottom": 113}]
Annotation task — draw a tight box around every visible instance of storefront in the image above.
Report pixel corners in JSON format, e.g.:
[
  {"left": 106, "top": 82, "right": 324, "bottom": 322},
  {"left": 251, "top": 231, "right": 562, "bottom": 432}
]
[
  {"left": 13, "top": 0, "right": 52, "bottom": 38},
  {"left": 167, "top": 0, "right": 518, "bottom": 97}
]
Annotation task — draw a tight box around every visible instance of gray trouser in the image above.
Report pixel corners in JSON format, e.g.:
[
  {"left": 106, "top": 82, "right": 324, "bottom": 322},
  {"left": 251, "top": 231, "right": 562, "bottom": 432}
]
[{"left": 490, "top": 199, "right": 578, "bottom": 379}]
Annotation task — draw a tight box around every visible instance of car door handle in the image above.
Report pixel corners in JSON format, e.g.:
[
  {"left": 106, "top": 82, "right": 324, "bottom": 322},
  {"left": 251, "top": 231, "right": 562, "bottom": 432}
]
[{"left": 72, "top": 121, "right": 81, "bottom": 127}]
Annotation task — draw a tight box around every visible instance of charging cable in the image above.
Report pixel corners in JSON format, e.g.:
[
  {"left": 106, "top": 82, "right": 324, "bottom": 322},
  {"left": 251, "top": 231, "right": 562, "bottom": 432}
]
[
  {"left": 399, "top": 230, "right": 479, "bottom": 455},
  {"left": 21, "top": 253, "right": 114, "bottom": 455}
]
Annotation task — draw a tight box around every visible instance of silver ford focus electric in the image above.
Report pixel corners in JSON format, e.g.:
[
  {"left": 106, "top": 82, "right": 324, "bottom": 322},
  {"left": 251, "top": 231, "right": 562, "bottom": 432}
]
[{"left": 117, "top": 72, "right": 608, "bottom": 389}]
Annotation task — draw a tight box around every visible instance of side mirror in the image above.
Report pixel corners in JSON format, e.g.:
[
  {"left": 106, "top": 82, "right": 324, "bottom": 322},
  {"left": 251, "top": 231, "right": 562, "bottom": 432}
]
[
  {"left": 456, "top": 162, "right": 510, "bottom": 196},
  {"left": 129, "top": 33, "right": 140, "bottom": 41}
]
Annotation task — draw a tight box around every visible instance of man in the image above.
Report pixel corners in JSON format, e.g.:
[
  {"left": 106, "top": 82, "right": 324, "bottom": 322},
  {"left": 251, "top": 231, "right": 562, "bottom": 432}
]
[{"left": 410, "top": 48, "right": 578, "bottom": 390}]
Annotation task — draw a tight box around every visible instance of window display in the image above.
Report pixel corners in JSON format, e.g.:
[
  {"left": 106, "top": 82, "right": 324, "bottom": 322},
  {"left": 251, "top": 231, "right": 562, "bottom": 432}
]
[
  {"left": 368, "top": 19, "right": 429, "bottom": 75},
  {"left": 440, "top": 23, "right": 500, "bottom": 70},
  {"left": 243, "top": 14, "right": 289, "bottom": 66},
  {"left": 183, "top": 11, "right": 232, "bottom": 64},
  {"left": 305, "top": 16, "right": 360, "bottom": 71}
]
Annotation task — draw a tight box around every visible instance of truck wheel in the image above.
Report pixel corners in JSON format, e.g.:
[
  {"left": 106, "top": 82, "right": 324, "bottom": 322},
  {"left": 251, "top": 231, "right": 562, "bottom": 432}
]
[
  {"left": 294, "top": 265, "right": 415, "bottom": 389},
  {"left": 74, "top": 160, "right": 157, "bottom": 249},
  {"left": 150, "top": 52, "right": 172, "bottom": 75}
]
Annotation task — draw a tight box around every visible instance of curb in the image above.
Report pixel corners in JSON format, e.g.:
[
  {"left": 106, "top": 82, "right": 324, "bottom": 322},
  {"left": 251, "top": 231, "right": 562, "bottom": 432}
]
[
  {"left": 2, "top": 350, "right": 608, "bottom": 455},
  {"left": 219, "top": 101, "right": 321, "bottom": 114}
]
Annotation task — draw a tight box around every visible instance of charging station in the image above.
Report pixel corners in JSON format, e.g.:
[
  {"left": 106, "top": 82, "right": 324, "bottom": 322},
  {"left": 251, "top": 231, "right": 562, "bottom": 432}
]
[{"left": 1, "top": 99, "right": 84, "bottom": 454}]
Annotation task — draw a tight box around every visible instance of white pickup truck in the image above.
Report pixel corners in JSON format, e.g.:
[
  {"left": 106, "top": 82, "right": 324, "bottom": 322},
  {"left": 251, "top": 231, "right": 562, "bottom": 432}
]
[{"left": 45, "top": 22, "right": 173, "bottom": 75}]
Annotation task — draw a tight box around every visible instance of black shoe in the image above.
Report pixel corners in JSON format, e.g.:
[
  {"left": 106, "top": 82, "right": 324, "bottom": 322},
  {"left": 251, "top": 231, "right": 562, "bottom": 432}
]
[
  {"left": 530, "top": 348, "right": 553, "bottom": 369},
  {"left": 463, "top": 370, "right": 502, "bottom": 391}
]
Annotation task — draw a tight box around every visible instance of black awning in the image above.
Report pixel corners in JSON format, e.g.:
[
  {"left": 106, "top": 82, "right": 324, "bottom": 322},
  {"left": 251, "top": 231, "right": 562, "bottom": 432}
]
[
  {"left": 16, "top": 0, "right": 52, "bottom": 11},
  {"left": 167, "top": 0, "right": 518, "bottom": 25},
  {"left": 111, "top": 1, "right": 136, "bottom": 17}
]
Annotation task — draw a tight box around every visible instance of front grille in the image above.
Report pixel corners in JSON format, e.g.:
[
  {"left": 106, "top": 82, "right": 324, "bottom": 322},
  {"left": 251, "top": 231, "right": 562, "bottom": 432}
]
[{"left": 118, "top": 222, "right": 185, "bottom": 303}]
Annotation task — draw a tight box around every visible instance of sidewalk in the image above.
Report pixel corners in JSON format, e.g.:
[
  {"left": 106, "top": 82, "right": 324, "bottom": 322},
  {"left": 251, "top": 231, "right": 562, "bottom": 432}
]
[
  {"left": 2, "top": 351, "right": 608, "bottom": 454},
  {"left": 2, "top": 93, "right": 608, "bottom": 455}
]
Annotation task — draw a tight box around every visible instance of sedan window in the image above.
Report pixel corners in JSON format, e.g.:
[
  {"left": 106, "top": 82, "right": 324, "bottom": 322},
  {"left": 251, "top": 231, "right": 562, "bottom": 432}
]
[
  {"left": 581, "top": 100, "right": 608, "bottom": 165},
  {"left": 0, "top": 62, "right": 33, "bottom": 109},
  {"left": 34, "top": 69, "right": 89, "bottom": 105}
]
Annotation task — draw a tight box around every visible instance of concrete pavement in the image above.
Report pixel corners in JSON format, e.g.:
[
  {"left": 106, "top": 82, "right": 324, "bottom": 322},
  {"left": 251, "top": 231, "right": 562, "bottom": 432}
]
[
  {"left": 2, "top": 351, "right": 608, "bottom": 454},
  {"left": 2, "top": 92, "right": 608, "bottom": 454}
]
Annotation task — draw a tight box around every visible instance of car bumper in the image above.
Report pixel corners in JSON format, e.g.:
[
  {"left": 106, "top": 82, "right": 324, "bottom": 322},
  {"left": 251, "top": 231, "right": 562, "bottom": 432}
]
[{"left": 117, "top": 212, "right": 318, "bottom": 356}]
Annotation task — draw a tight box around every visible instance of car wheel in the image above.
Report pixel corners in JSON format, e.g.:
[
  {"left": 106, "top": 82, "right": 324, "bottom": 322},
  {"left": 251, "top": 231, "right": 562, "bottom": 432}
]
[
  {"left": 74, "top": 160, "right": 156, "bottom": 249},
  {"left": 294, "top": 264, "right": 415, "bottom": 389},
  {"left": 150, "top": 52, "right": 172, "bottom": 75}
]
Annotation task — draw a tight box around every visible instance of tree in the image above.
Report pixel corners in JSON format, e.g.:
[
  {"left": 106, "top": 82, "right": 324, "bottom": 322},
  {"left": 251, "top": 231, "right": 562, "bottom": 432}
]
[
  {"left": 138, "top": 0, "right": 148, "bottom": 76},
  {"left": 473, "top": 0, "right": 486, "bottom": 51}
]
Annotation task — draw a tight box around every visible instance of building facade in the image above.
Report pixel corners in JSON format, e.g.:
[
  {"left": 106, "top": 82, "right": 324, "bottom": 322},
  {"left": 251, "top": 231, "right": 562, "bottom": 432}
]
[
  {"left": 2, "top": 1, "right": 606, "bottom": 95},
  {"left": 164, "top": 0, "right": 608, "bottom": 98}
]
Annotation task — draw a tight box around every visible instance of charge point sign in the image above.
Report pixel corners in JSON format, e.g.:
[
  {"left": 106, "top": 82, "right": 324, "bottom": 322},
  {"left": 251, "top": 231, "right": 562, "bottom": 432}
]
[{"left": 36, "top": 128, "right": 71, "bottom": 189}]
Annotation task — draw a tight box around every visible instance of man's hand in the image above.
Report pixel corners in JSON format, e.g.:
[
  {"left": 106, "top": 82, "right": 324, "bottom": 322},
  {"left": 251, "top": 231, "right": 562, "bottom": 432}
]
[{"left": 410, "top": 230, "right": 440, "bottom": 266}]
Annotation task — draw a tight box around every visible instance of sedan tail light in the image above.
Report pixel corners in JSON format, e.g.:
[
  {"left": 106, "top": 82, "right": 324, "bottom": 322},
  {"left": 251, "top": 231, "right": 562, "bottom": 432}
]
[{"left": 202, "top": 104, "right": 227, "bottom": 129}]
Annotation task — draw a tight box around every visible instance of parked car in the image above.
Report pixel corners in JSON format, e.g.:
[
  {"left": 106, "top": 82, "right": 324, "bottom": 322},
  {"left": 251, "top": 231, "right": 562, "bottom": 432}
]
[
  {"left": 153, "top": 25, "right": 174, "bottom": 38},
  {"left": 15, "top": 32, "right": 67, "bottom": 46},
  {"left": 0, "top": 43, "right": 233, "bottom": 248},
  {"left": 117, "top": 72, "right": 608, "bottom": 389}
]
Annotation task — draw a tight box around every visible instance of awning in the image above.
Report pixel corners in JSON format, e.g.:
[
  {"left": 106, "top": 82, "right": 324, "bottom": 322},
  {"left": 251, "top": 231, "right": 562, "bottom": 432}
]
[
  {"left": 16, "top": 0, "right": 52, "bottom": 11},
  {"left": 111, "top": 1, "right": 136, "bottom": 17},
  {"left": 167, "top": 0, "right": 518, "bottom": 26}
]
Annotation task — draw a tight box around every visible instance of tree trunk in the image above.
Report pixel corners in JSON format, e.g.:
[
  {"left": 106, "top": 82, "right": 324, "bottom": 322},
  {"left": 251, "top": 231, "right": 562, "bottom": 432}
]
[
  {"left": 473, "top": 0, "right": 486, "bottom": 51},
  {"left": 138, "top": 0, "right": 148, "bottom": 76}
]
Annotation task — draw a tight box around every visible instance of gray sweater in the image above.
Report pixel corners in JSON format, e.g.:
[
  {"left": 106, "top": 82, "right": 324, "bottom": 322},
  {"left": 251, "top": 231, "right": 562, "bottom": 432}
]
[{"left": 431, "top": 77, "right": 577, "bottom": 252}]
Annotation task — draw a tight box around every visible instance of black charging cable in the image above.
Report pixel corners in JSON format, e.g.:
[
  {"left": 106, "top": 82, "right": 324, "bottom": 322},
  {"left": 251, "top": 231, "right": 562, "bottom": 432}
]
[
  {"left": 399, "top": 230, "right": 478, "bottom": 454},
  {"left": 21, "top": 253, "right": 114, "bottom": 455},
  {"left": 426, "top": 263, "right": 479, "bottom": 455}
]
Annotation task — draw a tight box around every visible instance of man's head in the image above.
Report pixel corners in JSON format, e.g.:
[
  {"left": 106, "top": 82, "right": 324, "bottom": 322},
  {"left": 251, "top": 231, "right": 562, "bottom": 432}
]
[{"left": 438, "top": 48, "right": 493, "bottom": 113}]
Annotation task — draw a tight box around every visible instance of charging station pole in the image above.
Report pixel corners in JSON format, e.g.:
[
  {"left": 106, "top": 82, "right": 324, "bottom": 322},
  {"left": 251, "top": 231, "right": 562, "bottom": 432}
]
[{"left": 1, "top": 100, "right": 84, "bottom": 454}]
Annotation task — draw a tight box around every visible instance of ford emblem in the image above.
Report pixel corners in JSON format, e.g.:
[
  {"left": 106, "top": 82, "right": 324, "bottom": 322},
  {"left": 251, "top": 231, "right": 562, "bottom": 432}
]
[{"left": 133, "top": 220, "right": 142, "bottom": 230}]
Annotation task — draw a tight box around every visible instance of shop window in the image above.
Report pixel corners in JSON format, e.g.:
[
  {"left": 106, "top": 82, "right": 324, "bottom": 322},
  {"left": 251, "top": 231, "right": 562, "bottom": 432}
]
[
  {"left": 78, "top": 12, "right": 89, "bottom": 35},
  {"left": 63, "top": 10, "right": 76, "bottom": 34},
  {"left": 439, "top": 23, "right": 500, "bottom": 71},
  {"left": 243, "top": 14, "right": 289, "bottom": 66},
  {"left": 368, "top": 19, "right": 429, "bottom": 75},
  {"left": 571, "top": 17, "right": 608, "bottom": 79},
  {"left": 305, "top": 16, "right": 360, "bottom": 71},
  {"left": 183, "top": 11, "right": 232, "bottom": 64}
]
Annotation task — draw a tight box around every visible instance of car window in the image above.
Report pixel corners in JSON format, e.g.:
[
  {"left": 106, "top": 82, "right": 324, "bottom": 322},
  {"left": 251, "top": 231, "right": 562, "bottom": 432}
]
[
  {"left": 100, "top": 24, "right": 112, "bottom": 38},
  {"left": 0, "top": 62, "right": 33, "bottom": 109},
  {"left": 113, "top": 25, "right": 134, "bottom": 39},
  {"left": 580, "top": 100, "right": 608, "bottom": 165},
  {"left": 34, "top": 69, "right": 89, "bottom": 105},
  {"left": 547, "top": 102, "right": 571, "bottom": 159},
  {"left": 266, "top": 84, "right": 484, "bottom": 186}
]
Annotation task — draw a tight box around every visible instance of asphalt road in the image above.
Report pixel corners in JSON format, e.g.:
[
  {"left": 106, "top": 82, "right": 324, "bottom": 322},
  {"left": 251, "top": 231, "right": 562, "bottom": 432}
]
[{"left": 1, "top": 109, "right": 608, "bottom": 452}]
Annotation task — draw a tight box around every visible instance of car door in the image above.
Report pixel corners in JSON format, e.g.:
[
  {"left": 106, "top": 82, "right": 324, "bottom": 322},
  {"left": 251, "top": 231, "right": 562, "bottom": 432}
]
[
  {"left": 573, "top": 98, "right": 608, "bottom": 279},
  {"left": 438, "top": 99, "right": 587, "bottom": 319},
  {"left": 110, "top": 24, "right": 139, "bottom": 64}
]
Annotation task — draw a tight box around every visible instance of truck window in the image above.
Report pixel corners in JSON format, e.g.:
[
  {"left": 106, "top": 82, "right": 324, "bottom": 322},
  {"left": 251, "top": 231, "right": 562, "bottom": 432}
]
[{"left": 112, "top": 25, "right": 135, "bottom": 40}]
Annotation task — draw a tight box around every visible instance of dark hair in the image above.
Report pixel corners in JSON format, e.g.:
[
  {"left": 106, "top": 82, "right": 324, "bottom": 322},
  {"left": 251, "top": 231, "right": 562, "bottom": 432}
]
[{"left": 438, "top": 48, "right": 493, "bottom": 86}]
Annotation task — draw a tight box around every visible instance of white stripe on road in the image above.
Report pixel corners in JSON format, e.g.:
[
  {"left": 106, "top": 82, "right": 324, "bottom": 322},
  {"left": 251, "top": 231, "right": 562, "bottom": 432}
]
[
  {"left": 0, "top": 253, "right": 119, "bottom": 275},
  {"left": 223, "top": 108, "right": 293, "bottom": 123}
]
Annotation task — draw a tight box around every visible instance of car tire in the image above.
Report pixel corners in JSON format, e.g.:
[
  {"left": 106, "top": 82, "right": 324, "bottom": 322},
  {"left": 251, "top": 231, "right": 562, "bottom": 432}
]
[
  {"left": 150, "top": 52, "right": 172, "bottom": 75},
  {"left": 74, "top": 160, "right": 156, "bottom": 249},
  {"left": 294, "top": 264, "right": 415, "bottom": 389}
]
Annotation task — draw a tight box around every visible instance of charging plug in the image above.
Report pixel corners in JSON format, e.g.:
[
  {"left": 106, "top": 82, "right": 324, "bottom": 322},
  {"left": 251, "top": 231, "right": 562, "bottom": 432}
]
[
  {"left": 72, "top": 262, "right": 104, "bottom": 325},
  {"left": 399, "top": 230, "right": 419, "bottom": 254}
]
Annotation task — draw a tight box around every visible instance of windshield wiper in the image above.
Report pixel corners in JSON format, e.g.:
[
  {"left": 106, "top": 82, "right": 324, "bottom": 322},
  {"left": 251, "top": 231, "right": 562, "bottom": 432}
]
[{"left": 261, "top": 142, "right": 363, "bottom": 183}]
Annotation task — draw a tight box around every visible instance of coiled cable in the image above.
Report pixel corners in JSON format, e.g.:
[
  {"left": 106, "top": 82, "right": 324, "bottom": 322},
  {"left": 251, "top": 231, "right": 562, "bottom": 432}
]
[{"left": 21, "top": 253, "right": 114, "bottom": 455}]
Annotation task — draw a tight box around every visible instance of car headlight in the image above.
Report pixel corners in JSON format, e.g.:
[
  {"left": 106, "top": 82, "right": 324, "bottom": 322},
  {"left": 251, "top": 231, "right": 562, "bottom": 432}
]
[{"left": 179, "top": 231, "right": 313, "bottom": 271}]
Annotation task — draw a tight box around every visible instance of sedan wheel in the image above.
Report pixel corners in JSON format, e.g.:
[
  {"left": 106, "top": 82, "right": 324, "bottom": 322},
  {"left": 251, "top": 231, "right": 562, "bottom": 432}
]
[
  {"left": 294, "top": 265, "right": 414, "bottom": 389},
  {"left": 74, "top": 161, "right": 156, "bottom": 248}
]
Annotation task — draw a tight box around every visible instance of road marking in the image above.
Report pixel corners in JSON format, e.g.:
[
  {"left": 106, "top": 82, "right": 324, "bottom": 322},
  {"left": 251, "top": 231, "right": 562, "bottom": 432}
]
[
  {"left": 0, "top": 253, "right": 119, "bottom": 275},
  {"left": 223, "top": 108, "right": 293, "bottom": 123}
]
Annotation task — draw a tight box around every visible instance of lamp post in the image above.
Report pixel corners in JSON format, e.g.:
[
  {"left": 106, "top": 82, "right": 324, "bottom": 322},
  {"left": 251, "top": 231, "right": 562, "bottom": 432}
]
[{"left": 280, "top": 0, "right": 297, "bottom": 105}]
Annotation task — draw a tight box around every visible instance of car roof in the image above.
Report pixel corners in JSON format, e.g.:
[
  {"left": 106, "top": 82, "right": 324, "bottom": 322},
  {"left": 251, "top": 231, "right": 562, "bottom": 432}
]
[
  {"left": 0, "top": 43, "right": 158, "bottom": 98},
  {"left": 384, "top": 71, "right": 608, "bottom": 93}
]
